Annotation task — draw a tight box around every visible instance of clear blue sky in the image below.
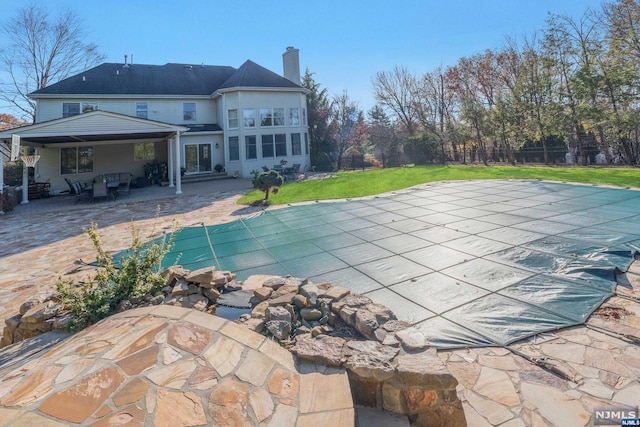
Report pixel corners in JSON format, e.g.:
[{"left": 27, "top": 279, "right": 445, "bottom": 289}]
[{"left": 1, "top": 0, "right": 604, "bottom": 113}]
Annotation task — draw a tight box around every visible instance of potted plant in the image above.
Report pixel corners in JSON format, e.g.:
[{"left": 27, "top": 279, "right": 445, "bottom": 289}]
[{"left": 214, "top": 164, "right": 224, "bottom": 173}]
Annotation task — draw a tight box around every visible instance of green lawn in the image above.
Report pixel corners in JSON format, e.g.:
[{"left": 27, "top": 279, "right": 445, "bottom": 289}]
[{"left": 238, "top": 164, "right": 640, "bottom": 205}]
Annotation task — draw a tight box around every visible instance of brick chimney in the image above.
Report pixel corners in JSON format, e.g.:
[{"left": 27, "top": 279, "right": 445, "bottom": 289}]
[{"left": 282, "top": 47, "right": 300, "bottom": 85}]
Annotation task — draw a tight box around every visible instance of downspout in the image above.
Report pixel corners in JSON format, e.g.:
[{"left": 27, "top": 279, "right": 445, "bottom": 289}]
[
  {"left": 168, "top": 136, "right": 175, "bottom": 188},
  {"left": 175, "top": 132, "right": 182, "bottom": 194}
]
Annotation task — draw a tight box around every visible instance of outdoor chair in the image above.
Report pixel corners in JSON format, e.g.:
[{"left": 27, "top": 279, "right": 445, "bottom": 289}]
[
  {"left": 91, "top": 181, "right": 114, "bottom": 203},
  {"left": 290, "top": 163, "right": 301, "bottom": 179},
  {"left": 262, "top": 166, "right": 269, "bottom": 172},
  {"left": 65, "top": 178, "right": 91, "bottom": 203},
  {"left": 119, "top": 177, "right": 132, "bottom": 197}
]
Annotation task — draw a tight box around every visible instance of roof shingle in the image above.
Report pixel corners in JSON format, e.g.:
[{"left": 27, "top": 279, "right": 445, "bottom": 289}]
[{"left": 30, "top": 60, "right": 300, "bottom": 97}]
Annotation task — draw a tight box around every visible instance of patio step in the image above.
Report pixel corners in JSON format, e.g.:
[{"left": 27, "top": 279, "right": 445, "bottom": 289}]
[{"left": 164, "top": 172, "right": 232, "bottom": 185}]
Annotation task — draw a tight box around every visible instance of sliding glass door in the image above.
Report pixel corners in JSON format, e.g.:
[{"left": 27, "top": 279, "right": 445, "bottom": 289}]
[{"left": 184, "top": 143, "right": 212, "bottom": 174}]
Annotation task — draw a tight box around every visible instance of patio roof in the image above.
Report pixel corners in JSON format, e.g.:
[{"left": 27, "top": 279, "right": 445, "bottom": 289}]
[{"left": 0, "top": 110, "right": 188, "bottom": 147}]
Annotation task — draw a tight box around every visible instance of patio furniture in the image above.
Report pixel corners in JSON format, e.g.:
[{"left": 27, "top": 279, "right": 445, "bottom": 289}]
[
  {"left": 91, "top": 181, "right": 115, "bottom": 203},
  {"left": 272, "top": 164, "right": 283, "bottom": 173},
  {"left": 118, "top": 177, "right": 132, "bottom": 197},
  {"left": 65, "top": 178, "right": 91, "bottom": 203}
]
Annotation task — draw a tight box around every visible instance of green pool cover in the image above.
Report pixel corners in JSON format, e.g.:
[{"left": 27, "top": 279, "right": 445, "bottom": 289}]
[{"left": 123, "top": 180, "right": 640, "bottom": 349}]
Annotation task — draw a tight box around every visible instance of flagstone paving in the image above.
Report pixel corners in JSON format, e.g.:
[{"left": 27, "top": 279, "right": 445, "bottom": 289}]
[{"left": 0, "top": 178, "right": 639, "bottom": 426}]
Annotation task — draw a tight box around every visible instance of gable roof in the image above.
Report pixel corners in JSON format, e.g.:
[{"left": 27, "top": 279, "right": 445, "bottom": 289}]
[
  {"left": 30, "top": 60, "right": 302, "bottom": 98},
  {"left": 218, "top": 60, "right": 301, "bottom": 90},
  {"left": 0, "top": 110, "right": 187, "bottom": 145}
]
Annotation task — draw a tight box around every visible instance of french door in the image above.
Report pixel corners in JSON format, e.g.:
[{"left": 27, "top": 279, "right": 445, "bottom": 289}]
[{"left": 184, "top": 143, "right": 212, "bottom": 174}]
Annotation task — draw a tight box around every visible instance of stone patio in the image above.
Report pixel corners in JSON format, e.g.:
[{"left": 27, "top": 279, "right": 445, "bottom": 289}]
[{"left": 1, "top": 178, "right": 639, "bottom": 426}]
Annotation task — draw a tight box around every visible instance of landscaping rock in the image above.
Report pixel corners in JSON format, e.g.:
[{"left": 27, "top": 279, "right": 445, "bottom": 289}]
[{"left": 292, "top": 335, "right": 346, "bottom": 366}]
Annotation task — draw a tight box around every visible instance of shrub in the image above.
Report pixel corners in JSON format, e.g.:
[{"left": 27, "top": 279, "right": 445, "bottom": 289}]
[
  {"left": 314, "top": 152, "right": 335, "bottom": 172},
  {"left": 57, "top": 222, "right": 177, "bottom": 331},
  {"left": 254, "top": 170, "right": 284, "bottom": 201}
]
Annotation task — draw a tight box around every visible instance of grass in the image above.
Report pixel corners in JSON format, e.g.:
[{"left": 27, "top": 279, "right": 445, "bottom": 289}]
[{"left": 238, "top": 164, "right": 640, "bottom": 206}]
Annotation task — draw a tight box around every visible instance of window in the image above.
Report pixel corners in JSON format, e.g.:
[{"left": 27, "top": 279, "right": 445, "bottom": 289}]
[
  {"left": 302, "top": 108, "right": 307, "bottom": 126},
  {"left": 274, "top": 108, "right": 285, "bottom": 126},
  {"left": 62, "top": 102, "right": 98, "bottom": 117},
  {"left": 183, "top": 102, "right": 196, "bottom": 121},
  {"left": 260, "top": 108, "right": 286, "bottom": 127},
  {"left": 262, "top": 135, "right": 274, "bottom": 158},
  {"left": 229, "top": 136, "right": 240, "bottom": 161},
  {"left": 61, "top": 147, "right": 94, "bottom": 175},
  {"left": 228, "top": 109, "right": 238, "bottom": 129},
  {"left": 243, "top": 109, "right": 256, "bottom": 128},
  {"left": 275, "top": 134, "right": 287, "bottom": 156},
  {"left": 305, "top": 132, "right": 309, "bottom": 154},
  {"left": 290, "top": 108, "right": 300, "bottom": 126},
  {"left": 82, "top": 103, "right": 98, "bottom": 113},
  {"left": 245, "top": 136, "right": 257, "bottom": 159},
  {"left": 134, "top": 142, "right": 155, "bottom": 161},
  {"left": 62, "top": 103, "right": 80, "bottom": 117},
  {"left": 291, "top": 133, "right": 302, "bottom": 155},
  {"left": 260, "top": 108, "right": 272, "bottom": 127},
  {"left": 136, "top": 102, "right": 148, "bottom": 119}
]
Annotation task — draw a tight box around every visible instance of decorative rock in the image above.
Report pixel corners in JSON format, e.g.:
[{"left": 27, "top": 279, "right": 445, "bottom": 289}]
[
  {"left": 266, "top": 306, "right": 292, "bottom": 323},
  {"left": 253, "top": 287, "right": 273, "bottom": 301},
  {"left": 171, "top": 279, "right": 190, "bottom": 296},
  {"left": 395, "top": 327, "right": 428, "bottom": 351},
  {"left": 300, "top": 284, "right": 319, "bottom": 306},
  {"left": 268, "top": 292, "right": 297, "bottom": 307},
  {"left": 292, "top": 335, "right": 346, "bottom": 367},
  {"left": 346, "top": 352, "right": 395, "bottom": 382},
  {"left": 292, "top": 294, "right": 308, "bottom": 309},
  {"left": 324, "top": 286, "right": 350, "bottom": 301},
  {"left": 252, "top": 301, "right": 270, "bottom": 319},
  {"left": 266, "top": 320, "right": 291, "bottom": 340},
  {"left": 311, "top": 326, "right": 324, "bottom": 337},
  {"left": 182, "top": 294, "right": 209, "bottom": 311},
  {"left": 331, "top": 294, "right": 372, "bottom": 314},
  {"left": 185, "top": 266, "right": 216, "bottom": 284},
  {"left": 21, "top": 300, "right": 63, "bottom": 323},
  {"left": 225, "top": 279, "right": 243, "bottom": 291},
  {"left": 272, "top": 284, "right": 300, "bottom": 298},
  {"left": 150, "top": 295, "right": 164, "bottom": 305},
  {"left": 263, "top": 277, "right": 286, "bottom": 290},
  {"left": 19, "top": 295, "right": 47, "bottom": 315},
  {"left": 202, "top": 287, "right": 220, "bottom": 303},
  {"left": 395, "top": 353, "right": 458, "bottom": 389},
  {"left": 381, "top": 320, "right": 411, "bottom": 333},
  {"left": 354, "top": 309, "right": 379, "bottom": 340},
  {"left": 365, "top": 303, "right": 396, "bottom": 322},
  {"left": 186, "top": 284, "right": 200, "bottom": 295},
  {"left": 339, "top": 306, "right": 358, "bottom": 326},
  {"left": 300, "top": 308, "right": 323, "bottom": 321}
]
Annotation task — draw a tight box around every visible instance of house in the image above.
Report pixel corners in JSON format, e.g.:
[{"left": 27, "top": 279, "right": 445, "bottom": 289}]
[{"left": 0, "top": 47, "right": 309, "bottom": 198}]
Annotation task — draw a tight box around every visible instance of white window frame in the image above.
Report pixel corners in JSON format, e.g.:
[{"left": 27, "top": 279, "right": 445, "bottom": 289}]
[
  {"left": 62, "top": 102, "right": 98, "bottom": 117},
  {"left": 183, "top": 102, "right": 196, "bottom": 121},
  {"left": 136, "top": 102, "right": 148, "bottom": 119},
  {"left": 134, "top": 142, "right": 155, "bottom": 161},
  {"left": 243, "top": 109, "right": 256, "bottom": 128},
  {"left": 290, "top": 108, "right": 300, "bottom": 126},
  {"left": 228, "top": 136, "right": 240, "bottom": 161},
  {"left": 228, "top": 109, "right": 238, "bottom": 129}
]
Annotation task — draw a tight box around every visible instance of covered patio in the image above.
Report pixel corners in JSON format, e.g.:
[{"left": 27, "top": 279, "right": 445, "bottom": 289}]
[{"left": 0, "top": 111, "right": 188, "bottom": 203}]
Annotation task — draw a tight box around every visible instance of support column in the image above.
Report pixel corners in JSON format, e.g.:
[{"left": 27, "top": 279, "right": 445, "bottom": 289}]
[
  {"left": 21, "top": 160, "right": 28, "bottom": 204},
  {"left": 168, "top": 137, "right": 175, "bottom": 188},
  {"left": 174, "top": 132, "right": 182, "bottom": 194}
]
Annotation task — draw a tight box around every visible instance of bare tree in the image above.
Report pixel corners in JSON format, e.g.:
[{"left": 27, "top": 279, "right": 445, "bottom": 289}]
[
  {"left": 372, "top": 66, "right": 420, "bottom": 136},
  {"left": 0, "top": 4, "right": 105, "bottom": 122}
]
